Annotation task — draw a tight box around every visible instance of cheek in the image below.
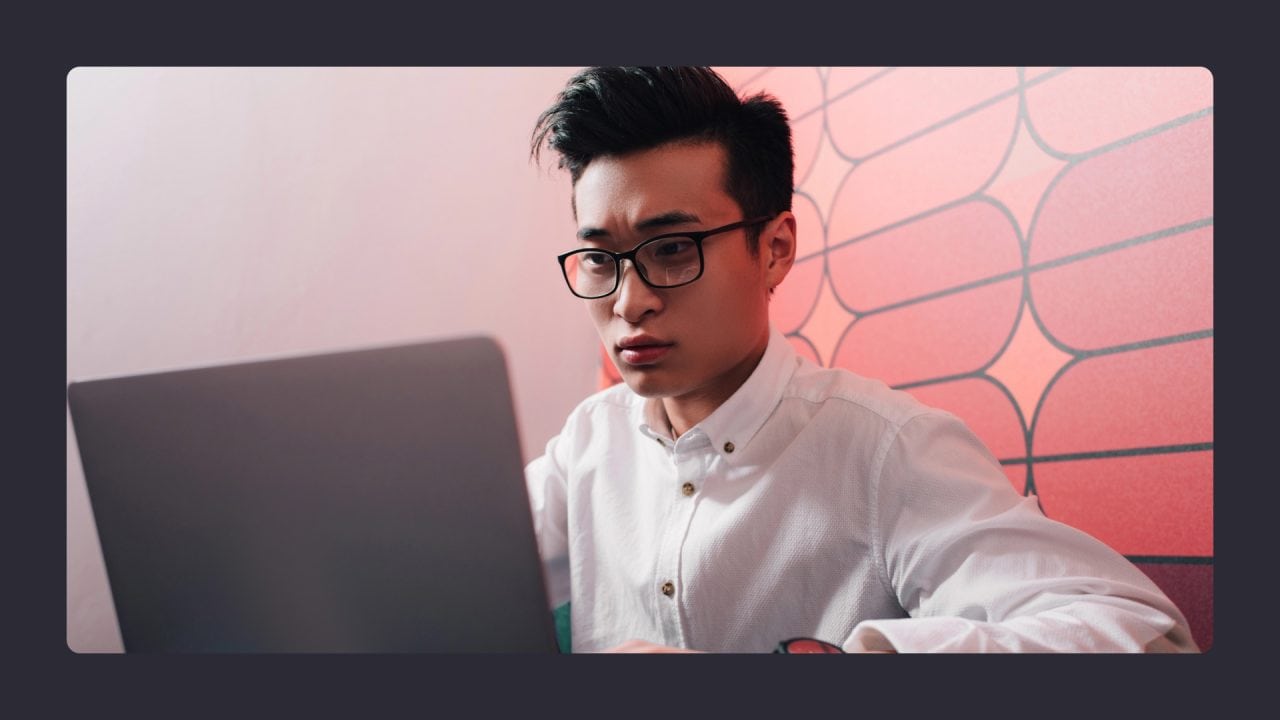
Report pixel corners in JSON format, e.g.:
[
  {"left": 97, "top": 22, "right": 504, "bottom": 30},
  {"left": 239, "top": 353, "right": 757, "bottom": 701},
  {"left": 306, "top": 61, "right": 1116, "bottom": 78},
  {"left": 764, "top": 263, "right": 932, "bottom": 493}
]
[
  {"left": 679, "top": 284, "right": 757, "bottom": 352},
  {"left": 586, "top": 301, "right": 613, "bottom": 330},
  {"left": 697, "top": 268, "right": 766, "bottom": 322}
]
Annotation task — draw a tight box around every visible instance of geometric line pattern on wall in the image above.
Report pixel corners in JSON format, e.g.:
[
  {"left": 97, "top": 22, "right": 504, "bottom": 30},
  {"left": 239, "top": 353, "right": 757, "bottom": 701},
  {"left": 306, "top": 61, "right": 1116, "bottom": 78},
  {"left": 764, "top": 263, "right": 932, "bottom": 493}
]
[
  {"left": 726, "top": 66, "right": 1214, "bottom": 649},
  {"left": 589, "top": 68, "right": 1214, "bottom": 649}
]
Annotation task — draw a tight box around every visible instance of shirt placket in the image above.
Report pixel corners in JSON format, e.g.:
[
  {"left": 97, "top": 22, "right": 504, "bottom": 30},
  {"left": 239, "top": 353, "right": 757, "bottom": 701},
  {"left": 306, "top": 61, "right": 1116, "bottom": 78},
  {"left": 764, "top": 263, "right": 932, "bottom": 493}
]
[{"left": 652, "top": 430, "right": 711, "bottom": 648}]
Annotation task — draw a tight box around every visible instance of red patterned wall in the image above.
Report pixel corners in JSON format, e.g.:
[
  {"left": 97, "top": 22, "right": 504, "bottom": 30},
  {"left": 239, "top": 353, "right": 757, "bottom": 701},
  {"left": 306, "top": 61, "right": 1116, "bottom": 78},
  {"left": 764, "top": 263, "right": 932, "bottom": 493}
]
[{"left": 599, "top": 67, "right": 1213, "bottom": 650}]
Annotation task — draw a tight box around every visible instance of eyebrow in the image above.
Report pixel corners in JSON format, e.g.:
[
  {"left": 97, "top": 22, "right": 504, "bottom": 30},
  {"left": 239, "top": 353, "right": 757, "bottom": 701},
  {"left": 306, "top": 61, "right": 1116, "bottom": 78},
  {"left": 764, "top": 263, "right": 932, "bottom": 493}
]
[{"left": 577, "top": 211, "right": 703, "bottom": 241}]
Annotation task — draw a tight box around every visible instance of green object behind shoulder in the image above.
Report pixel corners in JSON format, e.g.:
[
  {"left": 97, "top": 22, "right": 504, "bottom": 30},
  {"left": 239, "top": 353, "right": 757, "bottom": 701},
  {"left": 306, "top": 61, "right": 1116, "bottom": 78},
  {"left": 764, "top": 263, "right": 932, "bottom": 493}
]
[{"left": 553, "top": 602, "right": 571, "bottom": 653}]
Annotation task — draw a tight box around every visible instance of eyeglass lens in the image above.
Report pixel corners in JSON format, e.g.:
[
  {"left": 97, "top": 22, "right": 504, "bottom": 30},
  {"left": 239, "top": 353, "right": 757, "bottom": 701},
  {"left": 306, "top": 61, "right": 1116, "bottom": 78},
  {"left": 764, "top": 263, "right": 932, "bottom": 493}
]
[{"left": 564, "top": 236, "right": 701, "bottom": 298}]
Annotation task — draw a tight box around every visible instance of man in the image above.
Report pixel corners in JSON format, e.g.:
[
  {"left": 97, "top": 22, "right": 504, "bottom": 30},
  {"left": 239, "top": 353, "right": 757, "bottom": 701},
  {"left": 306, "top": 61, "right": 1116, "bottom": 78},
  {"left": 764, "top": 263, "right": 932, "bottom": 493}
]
[{"left": 525, "top": 66, "right": 1197, "bottom": 653}]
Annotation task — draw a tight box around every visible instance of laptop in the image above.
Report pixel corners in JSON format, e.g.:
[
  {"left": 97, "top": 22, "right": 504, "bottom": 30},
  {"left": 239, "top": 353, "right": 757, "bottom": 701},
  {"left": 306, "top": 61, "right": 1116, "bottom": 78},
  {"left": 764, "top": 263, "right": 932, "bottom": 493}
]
[{"left": 67, "top": 336, "right": 559, "bottom": 653}]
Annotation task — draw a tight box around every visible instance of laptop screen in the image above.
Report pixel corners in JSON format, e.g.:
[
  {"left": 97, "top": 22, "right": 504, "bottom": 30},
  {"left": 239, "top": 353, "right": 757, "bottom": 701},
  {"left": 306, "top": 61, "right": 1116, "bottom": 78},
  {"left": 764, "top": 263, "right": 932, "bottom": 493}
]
[{"left": 68, "top": 336, "right": 557, "bottom": 653}]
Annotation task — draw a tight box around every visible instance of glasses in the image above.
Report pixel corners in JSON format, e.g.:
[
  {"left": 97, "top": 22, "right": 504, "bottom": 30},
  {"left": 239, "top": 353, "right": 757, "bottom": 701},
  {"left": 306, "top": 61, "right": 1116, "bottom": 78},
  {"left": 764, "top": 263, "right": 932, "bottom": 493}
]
[{"left": 557, "top": 217, "right": 772, "bottom": 300}]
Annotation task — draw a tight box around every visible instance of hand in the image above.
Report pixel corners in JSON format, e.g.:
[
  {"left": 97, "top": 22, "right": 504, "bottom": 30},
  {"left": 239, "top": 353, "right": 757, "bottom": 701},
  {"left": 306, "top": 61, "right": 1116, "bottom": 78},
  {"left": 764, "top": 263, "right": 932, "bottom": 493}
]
[{"left": 603, "top": 639, "right": 703, "bottom": 653}]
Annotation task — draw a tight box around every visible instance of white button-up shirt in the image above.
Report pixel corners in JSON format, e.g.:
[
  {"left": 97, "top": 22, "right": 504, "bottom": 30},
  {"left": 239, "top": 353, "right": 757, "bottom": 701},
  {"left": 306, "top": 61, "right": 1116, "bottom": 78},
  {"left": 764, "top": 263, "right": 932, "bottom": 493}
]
[{"left": 525, "top": 327, "right": 1197, "bottom": 652}]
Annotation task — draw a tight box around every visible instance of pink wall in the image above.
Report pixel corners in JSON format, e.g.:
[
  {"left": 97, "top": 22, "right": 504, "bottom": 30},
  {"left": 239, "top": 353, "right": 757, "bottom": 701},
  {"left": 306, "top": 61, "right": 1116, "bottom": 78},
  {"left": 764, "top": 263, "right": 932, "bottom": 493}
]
[
  {"left": 69, "top": 66, "right": 1213, "bottom": 652},
  {"left": 596, "top": 67, "right": 1213, "bottom": 649},
  {"left": 739, "top": 66, "right": 1214, "bottom": 649},
  {"left": 67, "top": 67, "right": 598, "bottom": 652}
]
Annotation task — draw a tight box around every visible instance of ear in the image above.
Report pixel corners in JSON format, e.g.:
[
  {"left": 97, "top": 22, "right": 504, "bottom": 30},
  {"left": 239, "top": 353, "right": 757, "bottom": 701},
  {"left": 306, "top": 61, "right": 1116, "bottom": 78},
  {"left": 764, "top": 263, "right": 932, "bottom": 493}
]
[{"left": 760, "top": 211, "right": 797, "bottom": 292}]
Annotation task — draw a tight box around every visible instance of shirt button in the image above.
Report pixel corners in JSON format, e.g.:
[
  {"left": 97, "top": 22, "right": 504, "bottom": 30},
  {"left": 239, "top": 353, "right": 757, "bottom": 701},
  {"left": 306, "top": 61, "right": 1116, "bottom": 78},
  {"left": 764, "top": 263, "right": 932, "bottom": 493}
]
[
  {"left": 660, "top": 581, "right": 675, "bottom": 597},
  {"left": 681, "top": 482, "right": 695, "bottom": 496},
  {"left": 723, "top": 441, "right": 735, "bottom": 453}
]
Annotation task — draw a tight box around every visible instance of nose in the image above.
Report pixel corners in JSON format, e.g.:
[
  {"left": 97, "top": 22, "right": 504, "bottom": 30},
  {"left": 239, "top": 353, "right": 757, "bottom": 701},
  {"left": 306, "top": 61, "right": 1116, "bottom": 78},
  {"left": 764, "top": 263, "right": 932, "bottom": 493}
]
[{"left": 612, "top": 259, "right": 663, "bottom": 323}]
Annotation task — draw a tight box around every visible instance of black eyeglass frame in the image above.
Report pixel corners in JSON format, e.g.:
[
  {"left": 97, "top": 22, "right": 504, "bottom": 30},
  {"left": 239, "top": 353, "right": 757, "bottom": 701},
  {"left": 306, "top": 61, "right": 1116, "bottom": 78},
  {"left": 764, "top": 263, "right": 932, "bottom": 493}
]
[{"left": 556, "top": 216, "right": 773, "bottom": 300}]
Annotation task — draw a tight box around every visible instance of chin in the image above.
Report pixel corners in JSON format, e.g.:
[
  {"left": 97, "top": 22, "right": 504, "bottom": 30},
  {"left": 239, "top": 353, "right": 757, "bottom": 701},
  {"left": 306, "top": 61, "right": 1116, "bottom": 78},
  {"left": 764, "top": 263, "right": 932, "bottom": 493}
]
[{"left": 619, "top": 369, "right": 679, "bottom": 399}]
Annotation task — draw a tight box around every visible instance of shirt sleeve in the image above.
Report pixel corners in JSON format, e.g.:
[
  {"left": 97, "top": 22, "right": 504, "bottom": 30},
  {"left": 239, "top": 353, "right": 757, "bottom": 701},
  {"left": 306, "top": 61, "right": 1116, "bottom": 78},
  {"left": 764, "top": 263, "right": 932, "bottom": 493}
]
[
  {"left": 524, "top": 428, "right": 572, "bottom": 611},
  {"left": 844, "top": 411, "right": 1199, "bottom": 653}
]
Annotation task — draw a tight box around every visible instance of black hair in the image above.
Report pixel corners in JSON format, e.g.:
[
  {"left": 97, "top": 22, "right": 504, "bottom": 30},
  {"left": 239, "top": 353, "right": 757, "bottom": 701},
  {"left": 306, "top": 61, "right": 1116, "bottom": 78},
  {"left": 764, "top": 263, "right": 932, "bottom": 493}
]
[{"left": 531, "top": 67, "right": 794, "bottom": 248}]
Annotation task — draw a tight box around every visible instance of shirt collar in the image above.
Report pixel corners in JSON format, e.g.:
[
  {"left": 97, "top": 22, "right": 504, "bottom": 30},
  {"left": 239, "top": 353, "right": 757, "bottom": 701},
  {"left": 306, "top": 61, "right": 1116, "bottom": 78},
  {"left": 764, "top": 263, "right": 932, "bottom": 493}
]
[
  {"left": 638, "top": 326, "right": 798, "bottom": 459},
  {"left": 638, "top": 405, "right": 676, "bottom": 446}
]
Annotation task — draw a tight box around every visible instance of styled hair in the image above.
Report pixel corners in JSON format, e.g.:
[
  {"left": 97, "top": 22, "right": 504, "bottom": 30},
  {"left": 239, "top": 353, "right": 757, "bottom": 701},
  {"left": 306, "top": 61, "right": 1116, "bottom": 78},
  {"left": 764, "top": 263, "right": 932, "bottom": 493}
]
[{"left": 531, "top": 67, "right": 794, "bottom": 243}]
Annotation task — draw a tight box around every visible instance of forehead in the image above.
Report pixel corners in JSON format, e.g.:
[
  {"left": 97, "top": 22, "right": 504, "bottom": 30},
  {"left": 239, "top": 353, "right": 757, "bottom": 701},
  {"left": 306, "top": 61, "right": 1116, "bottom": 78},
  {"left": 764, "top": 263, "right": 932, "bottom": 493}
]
[{"left": 572, "top": 141, "right": 738, "bottom": 231}]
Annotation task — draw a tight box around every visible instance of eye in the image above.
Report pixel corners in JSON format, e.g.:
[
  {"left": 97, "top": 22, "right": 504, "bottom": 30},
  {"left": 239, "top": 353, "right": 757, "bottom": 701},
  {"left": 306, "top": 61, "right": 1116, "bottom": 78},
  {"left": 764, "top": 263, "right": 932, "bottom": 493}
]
[
  {"left": 581, "top": 251, "right": 612, "bottom": 266},
  {"left": 577, "top": 250, "right": 616, "bottom": 275},
  {"left": 651, "top": 238, "right": 695, "bottom": 258}
]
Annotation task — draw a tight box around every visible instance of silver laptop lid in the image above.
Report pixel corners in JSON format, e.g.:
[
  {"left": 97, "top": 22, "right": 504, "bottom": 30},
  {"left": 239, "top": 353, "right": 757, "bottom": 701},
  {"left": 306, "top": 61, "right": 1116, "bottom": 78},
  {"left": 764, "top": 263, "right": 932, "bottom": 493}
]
[{"left": 68, "top": 336, "right": 557, "bottom": 653}]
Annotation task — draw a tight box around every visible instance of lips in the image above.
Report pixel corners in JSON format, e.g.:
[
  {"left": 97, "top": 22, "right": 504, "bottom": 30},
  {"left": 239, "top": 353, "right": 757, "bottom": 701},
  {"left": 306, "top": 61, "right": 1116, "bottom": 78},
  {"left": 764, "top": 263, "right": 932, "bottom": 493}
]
[{"left": 617, "top": 335, "right": 674, "bottom": 366}]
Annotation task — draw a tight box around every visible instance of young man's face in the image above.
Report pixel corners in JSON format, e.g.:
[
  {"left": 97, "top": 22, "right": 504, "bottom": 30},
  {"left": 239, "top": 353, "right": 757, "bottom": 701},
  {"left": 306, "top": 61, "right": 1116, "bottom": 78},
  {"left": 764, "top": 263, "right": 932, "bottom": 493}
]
[{"left": 570, "top": 140, "right": 795, "bottom": 406}]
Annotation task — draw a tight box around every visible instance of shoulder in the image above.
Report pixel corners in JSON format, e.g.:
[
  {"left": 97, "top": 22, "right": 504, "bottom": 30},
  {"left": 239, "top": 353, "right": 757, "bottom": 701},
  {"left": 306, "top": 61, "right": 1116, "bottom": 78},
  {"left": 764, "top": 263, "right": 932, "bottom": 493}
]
[
  {"left": 783, "top": 357, "right": 944, "bottom": 432},
  {"left": 570, "top": 381, "right": 640, "bottom": 416},
  {"left": 535, "top": 382, "right": 641, "bottom": 469},
  {"left": 557, "top": 381, "right": 642, "bottom": 435}
]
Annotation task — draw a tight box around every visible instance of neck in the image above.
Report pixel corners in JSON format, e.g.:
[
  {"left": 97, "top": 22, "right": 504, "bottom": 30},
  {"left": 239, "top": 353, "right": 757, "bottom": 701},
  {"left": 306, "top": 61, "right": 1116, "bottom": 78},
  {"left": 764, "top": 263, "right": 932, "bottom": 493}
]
[{"left": 661, "top": 334, "right": 769, "bottom": 437}]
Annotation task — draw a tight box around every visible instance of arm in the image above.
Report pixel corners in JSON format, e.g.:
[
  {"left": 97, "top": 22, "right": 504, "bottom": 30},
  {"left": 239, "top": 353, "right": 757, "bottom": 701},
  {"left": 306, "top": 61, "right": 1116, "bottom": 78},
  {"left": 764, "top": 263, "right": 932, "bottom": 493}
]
[
  {"left": 524, "top": 433, "right": 572, "bottom": 612},
  {"left": 846, "top": 412, "right": 1198, "bottom": 653}
]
